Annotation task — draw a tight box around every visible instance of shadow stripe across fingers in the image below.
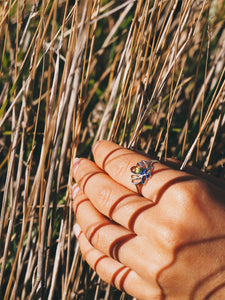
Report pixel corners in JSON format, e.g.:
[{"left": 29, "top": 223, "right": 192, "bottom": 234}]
[
  {"left": 77, "top": 230, "right": 161, "bottom": 299},
  {"left": 92, "top": 140, "right": 189, "bottom": 200},
  {"left": 73, "top": 161, "right": 156, "bottom": 233},
  {"left": 73, "top": 196, "right": 168, "bottom": 284}
]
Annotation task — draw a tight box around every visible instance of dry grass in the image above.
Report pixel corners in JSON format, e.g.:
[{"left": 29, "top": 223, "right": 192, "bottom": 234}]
[{"left": 0, "top": 0, "right": 225, "bottom": 299}]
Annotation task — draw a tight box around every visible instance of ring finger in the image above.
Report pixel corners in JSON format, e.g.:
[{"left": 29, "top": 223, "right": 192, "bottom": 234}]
[{"left": 75, "top": 224, "right": 161, "bottom": 300}]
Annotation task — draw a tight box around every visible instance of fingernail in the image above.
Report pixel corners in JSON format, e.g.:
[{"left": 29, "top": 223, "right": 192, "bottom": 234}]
[
  {"left": 73, "top": 157, "right": 81, "bottom": 177},
  {"left": 73, "top": 223, "right": 82, "bottom": 239},
  {"left": 92, "top": 140, "right": 102, "bottom": 154},
  {"left": 72, "top": 184, "right": 80, "bottom": 198}
]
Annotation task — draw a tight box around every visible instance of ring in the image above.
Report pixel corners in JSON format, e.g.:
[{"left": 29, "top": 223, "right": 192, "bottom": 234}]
[{"left": 131, "top": 160, "right": 158, "bottom": 193}]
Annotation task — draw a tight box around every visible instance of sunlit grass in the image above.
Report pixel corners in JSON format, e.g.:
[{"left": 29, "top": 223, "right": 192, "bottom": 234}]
[{"left": 0, "top": 0, "right": 225, "bottom": 299}]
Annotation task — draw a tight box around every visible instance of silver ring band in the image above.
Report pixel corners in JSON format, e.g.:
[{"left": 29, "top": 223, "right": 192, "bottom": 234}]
[{"left": 131, "top": 160, "right": 158, "bottom": 193}]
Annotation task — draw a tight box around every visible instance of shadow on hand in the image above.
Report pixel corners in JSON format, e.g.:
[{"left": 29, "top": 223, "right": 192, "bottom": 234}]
[{"left": 156, "top": 236, "right": 225, "bottom": 299}]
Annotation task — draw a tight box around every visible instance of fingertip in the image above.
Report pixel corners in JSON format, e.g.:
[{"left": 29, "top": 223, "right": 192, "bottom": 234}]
[
  {"left": 92, "top": 140, "right": 104, "bottom": 154},
  {"left": 73, "top": 223, "right": 82, "bottom": 239},
  {"left": 73, "top": 157, "right": 81, "bottom": 178},
  {"left": 71, "top": 184, "right": 80, "bottom": 199}
]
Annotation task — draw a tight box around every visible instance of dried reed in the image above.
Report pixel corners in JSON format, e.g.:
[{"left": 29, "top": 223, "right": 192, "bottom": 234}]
[{"left": 0, "top": 0, "right": 224, "bottom": 299}]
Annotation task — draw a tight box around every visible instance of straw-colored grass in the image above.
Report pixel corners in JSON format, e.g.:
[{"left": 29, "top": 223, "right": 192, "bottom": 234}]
[{"left": 0, "top": 0, "right": 224, "bottom": 299}]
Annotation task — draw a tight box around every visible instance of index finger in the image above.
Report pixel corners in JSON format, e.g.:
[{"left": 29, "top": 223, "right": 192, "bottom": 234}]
[{"left": 92, "top": 140, "right": 193, "bottom": 200}]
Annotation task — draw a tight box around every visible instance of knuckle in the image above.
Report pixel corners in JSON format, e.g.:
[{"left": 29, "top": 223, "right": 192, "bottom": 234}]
[
  {"left": 162, "top": 228, "right": 181, "bottom": 249},
  {"left": 174, "top": 178, "right": 206, "bottom": 205},
  {"left": 144, "top": 262, "right": 161, "bottom": 280},
  {"left": 159, "top": 179, "right": 209, "bottom": 249}
]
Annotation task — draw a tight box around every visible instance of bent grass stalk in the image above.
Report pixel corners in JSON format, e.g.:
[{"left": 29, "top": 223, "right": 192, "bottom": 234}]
[{"left": 0, "top": 0, "right": 224, "bottom": 299}]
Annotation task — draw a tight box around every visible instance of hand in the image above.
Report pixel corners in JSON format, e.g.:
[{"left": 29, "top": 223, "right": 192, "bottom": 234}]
[{"left": 72, "top": 140, "right": 225, "bottom": 300}]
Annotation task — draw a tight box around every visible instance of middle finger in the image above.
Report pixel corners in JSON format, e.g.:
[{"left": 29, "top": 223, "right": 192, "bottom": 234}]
[
  {"left": 92, "top": 140, "right": 194, "bottom": 201},
  {"left": 73, "top": 159, "right": 156, "bottom": 233}
]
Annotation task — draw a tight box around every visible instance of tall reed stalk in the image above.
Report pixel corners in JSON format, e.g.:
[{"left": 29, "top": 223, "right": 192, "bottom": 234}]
[{"left": 0, "top": 0, "right": 224, "bottom": 299}]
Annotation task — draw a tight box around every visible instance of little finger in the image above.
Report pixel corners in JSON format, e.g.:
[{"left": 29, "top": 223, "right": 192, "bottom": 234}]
[{"left": 74, "top": 223, "right": 162, "bottom": 300}]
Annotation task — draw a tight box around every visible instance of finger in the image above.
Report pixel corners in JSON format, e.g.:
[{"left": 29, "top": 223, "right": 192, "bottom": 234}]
[
  {"left": 72, "top": 158, "right": 206, "bottom": 245},
  {"left": 72, "top": 190, "right": 171, "bottom": 283},
  {"left": 92, "top": 140, "right": 195, "bottom": 200},
  {"left": 72, "top": 159, "right": 157, "bottom": 233},
  {"left": 74, "top": 224, "right": 162, "bottom": 300}
]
